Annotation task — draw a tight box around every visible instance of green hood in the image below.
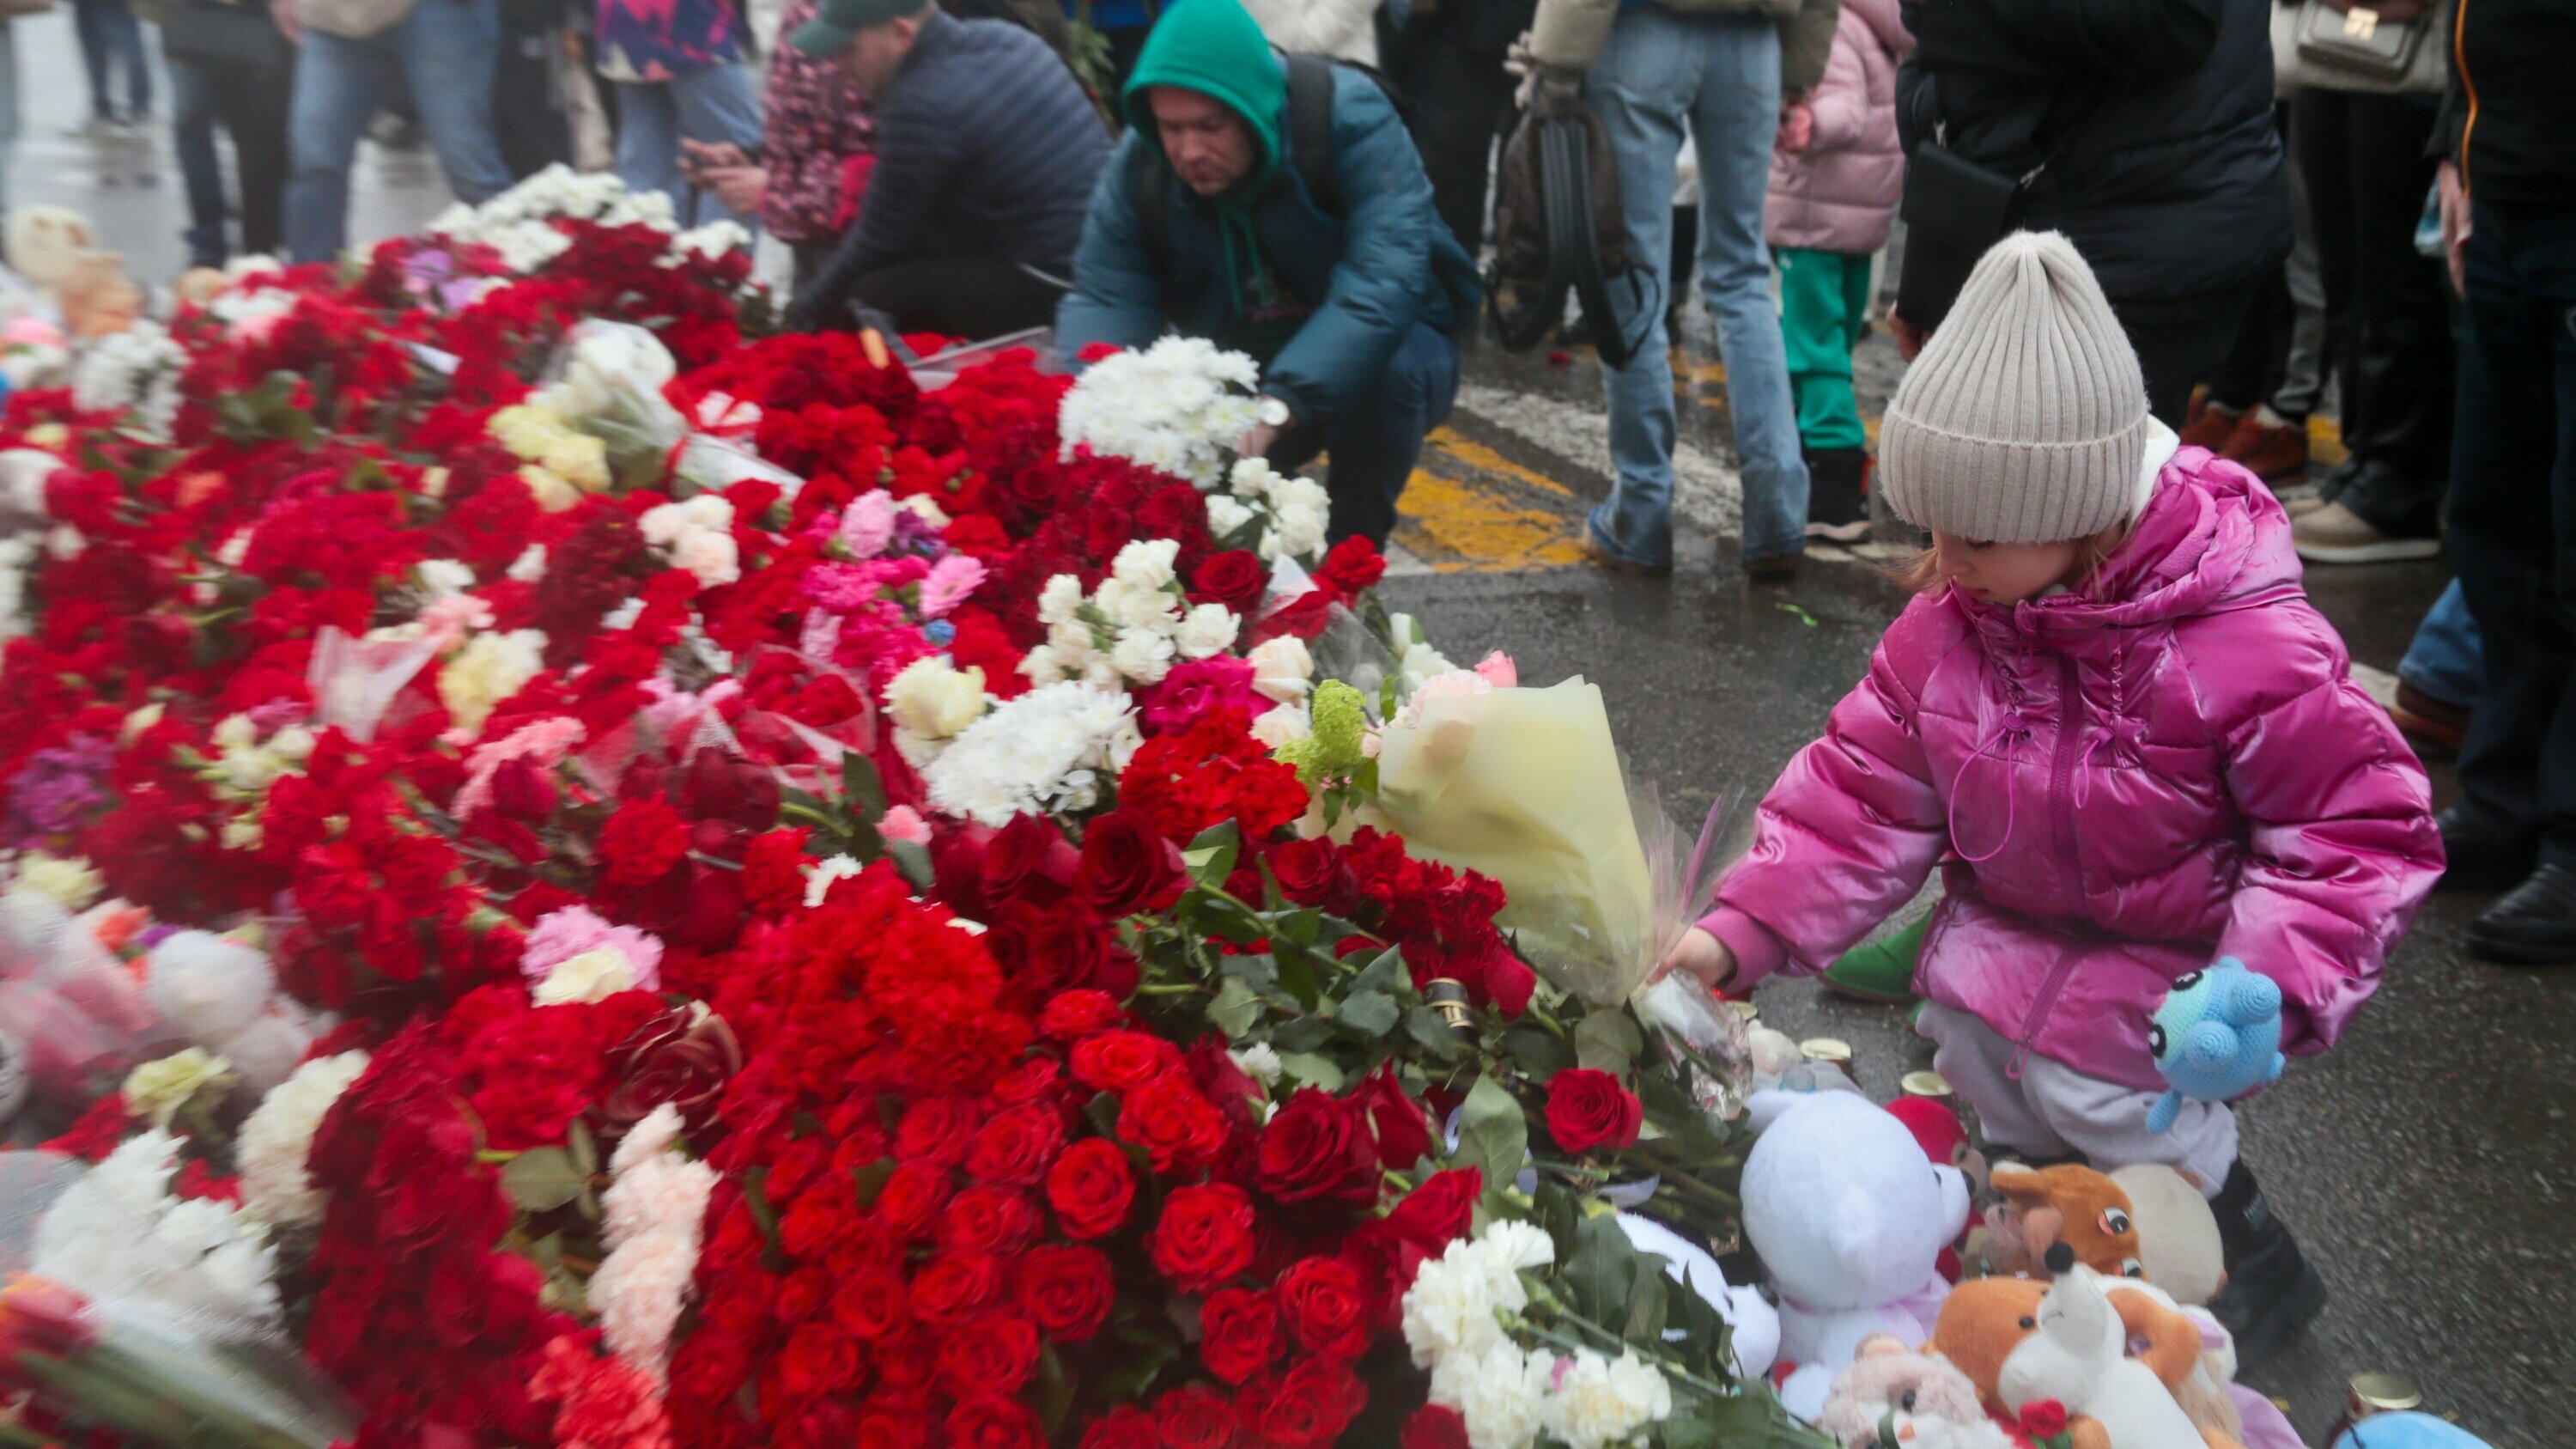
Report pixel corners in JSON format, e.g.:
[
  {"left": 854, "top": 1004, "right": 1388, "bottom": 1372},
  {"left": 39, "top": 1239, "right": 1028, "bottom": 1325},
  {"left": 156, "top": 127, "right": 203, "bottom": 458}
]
[{"left": 1121, "top": 0, "right": 1285, "bottom": 199}]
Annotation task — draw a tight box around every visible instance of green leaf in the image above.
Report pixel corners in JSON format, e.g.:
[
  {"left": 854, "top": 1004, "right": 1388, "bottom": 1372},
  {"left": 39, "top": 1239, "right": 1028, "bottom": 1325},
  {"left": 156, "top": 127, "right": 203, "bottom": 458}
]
[
  {"left": 566, "top": 1118, "right": 600, "bottom": 1178},
  {"left": 1500, "top": 1026, "right": 1574, "bottom": 1080},
  {"left": 1182, "top": 820, "right": 1241, "bottom": 889},
  {"left": 1566, "top": 1209, "right": 1642, "bottom": 1325},
  {"left": 1218, "top": 952, "right": 1281, "bottom": 994},
  {"left": 1336, "top": 989, "right": 1400, "bottom": 1038},
  {"left": 1272, "top": 941, "right": 1324, "bottom": 1009},
  {"left": 1275, "top": 908, "right": 1323, "bottom": 949},
  {"left": 1453, "top": 1074, "right": 1527, "bottom": 1198},
  {"left": 1277, "top": 1051, "right": 1346, "bottom": 1092},
  {"left": 1209, "top": 977, "right": 1266, "bottom": 1039},
  {"left": 841, "top": 750, "right": 890, "bottom": 823},
  {"left": 1033, "top": 1345, "right": 1076, "bottom": 1434},
  {"left": 1622, "top": 1265, "right": 1671, "bottom": 1344},
  {"left": 1573, "top": 1009, "right": 1645, "bottom": 1076},
  {"left": 500, "top": 1148, "right": 586, "bottom": 1213},
  {"left": 1347, "top": 946, "right": 1404, "bottom": 998},
  {"left": 1272, "top": 1014, "right": 1334, "bottom": 1052},
  {"left": 850, "top": 1157, "right": 896, "bottom": 1209},
  {"left": 1406, "top": 1005, "right": 1470, "bottom": 1058}
]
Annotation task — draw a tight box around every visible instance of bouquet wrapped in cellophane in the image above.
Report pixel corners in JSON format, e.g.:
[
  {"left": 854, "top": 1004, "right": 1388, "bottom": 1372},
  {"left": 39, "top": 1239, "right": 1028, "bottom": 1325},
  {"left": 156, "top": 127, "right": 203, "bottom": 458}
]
[{"left": 1369, "top": 673, "right": 1753, "bottom": 1092}]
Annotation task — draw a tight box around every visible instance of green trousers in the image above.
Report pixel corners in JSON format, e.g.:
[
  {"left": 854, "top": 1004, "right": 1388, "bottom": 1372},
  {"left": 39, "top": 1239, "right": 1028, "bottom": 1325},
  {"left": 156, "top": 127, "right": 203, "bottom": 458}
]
[{"left": 1776, "top": 247, "right": 1874, "bottom": 454}]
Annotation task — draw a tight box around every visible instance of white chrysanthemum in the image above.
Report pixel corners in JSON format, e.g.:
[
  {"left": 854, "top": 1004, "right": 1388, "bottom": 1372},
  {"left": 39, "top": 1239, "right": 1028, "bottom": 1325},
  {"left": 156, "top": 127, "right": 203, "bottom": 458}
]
[
  {"left": 1430, "top": 1342, "right": 1549, "bottom": 1449},
  {"left": 33, "top": 1129, "right": 281, "bottom": 1328},
  {"left": 236, "top": 1050, "right": 370, "bottom": 1226},
  {"left": 122, "top": 1048, "right": 235, "bottom": 1129},
  {"left": 12, "top": 853, "right": 104, "bottom": 910},
  {"left": 922, "top": 682, "right": 1135, "bottom": 827},
  {"left": 70, "top": 321, "right": 187, "bottom": 436},
  {"left": 1058, "top": 338, "right": 1263, "bottom": 488},
  {"left": 1173, "top": 604, "right": 1240, "bottom": 661},
  {"left": 1263, "top": 475, "right": 1334, "bottom": 563},
  {"left": 1540, "top": 1349, "right": 1674, "bottom": 1449}
]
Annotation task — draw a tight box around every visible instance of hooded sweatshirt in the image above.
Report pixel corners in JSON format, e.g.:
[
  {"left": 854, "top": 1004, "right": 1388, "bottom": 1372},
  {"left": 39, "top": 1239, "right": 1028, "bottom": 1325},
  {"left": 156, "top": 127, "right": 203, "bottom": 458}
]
[{"left": 1121, "top": 0, "right": 1313, "bottom": 367}]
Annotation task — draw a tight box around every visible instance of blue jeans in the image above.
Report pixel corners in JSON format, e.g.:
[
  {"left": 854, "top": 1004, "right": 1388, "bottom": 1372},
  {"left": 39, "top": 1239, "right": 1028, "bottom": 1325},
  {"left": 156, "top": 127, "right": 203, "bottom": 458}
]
[
  {"left": 73, "top": 0, "right": 154, "bottom": 120},
  {"left": 170, "top": 52, "right": 292, "bottom": 265},
  {"left": 2399, "top": 579, "right": 2481, "bottom": 709},
  {"left": 0, "top": 24, "right": 16, "bottom": 216},
  {"left": 284, "top": 0, "right": 514, "bottom": 262},
  {"left": 613, "top": 63, "right": 764, "bottom": 230},
  {"left": 2445, "top": 201, "right": 2576, "bottom": 862},
  {"left": 1273, "top": 323, "right": 1462, "bottom": 548},
  {"left": 1584, "top": 5, "right": 1808, "bottom": 569}
]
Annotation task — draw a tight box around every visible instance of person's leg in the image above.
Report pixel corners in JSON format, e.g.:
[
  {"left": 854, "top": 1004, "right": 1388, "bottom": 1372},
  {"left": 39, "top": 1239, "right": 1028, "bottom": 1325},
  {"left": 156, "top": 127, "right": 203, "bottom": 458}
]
[
  {"left": 1583, "top": 5, "right": 1690, "bottom": 570},
  {"left": 2318, "top": 94, "right": 2451, "bottom": 539},
  {"left": 1311, "top": 322, "right": 1462, "bottom": 547},
  {"left": 2015, "top": 1054, "right": 2241, "bottom": 1196},
  {"left": 2398, "top": 579, "right": 2482, "bottom": 710},
  {"left": 2117, "top": 287, "right": 2259, "bottom": 429},
  {"left": 666, "top": 62, "right": 765, "bottom": 229},
  {"left": 71, "top": 0, "right": 115, "bottom": 122},
  {"left": 1691, "top": 12, "right": 1807, "bottom": 567},
  {"left": 100, "top": 0, "right": 152, "bottom": 118},
  {"left": 167, "top": 55, "right": 229, "bottom": 266},
  {"left": 2274, "top": 124, "right": 2330, "bottom": 424},
  {"left": 612, "top": 82, "right": 683, "bottom": 210},
  {"left": 2509, "top": 210, "right": 2576, "bottom": 870},
  {"left": 2447, "top": 203, "right": 2567, "bottom": 861},
  {"left": 0, "top": 23, "right": 14, "bottom": 215},
  {"left": 228, "top": 64, "right": 294, "bottom": 260},
  {"left": 283, "top": 31, "right": 387, "bottom": 262},
  {"left": 1393, "top": 33, "right": 1510, "bottom": 258},
  {"left": 399, "top": 0, "right": 516, "bottom": 206},
  {"left": 1776, "top": 247, "right": 1865, "bottom": 453},
  {"left": 1912, "top": 1002, "right": 2081, "bottom": 1162}
]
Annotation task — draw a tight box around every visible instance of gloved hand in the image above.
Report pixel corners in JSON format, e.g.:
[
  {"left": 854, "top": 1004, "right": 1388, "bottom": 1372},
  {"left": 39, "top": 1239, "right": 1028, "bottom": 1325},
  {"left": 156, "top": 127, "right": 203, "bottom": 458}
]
[{"left": 2143, "top": 957, "right": 2286, "bottom": 1133}]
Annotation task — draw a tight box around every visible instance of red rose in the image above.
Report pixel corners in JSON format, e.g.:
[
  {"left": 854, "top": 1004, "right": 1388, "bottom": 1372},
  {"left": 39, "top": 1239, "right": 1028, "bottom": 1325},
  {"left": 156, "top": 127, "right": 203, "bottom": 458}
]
[
  {"left": 776, "top": 1321, "right": 861, "bottom": 1400},
  {"left": 1071, "top": 1030, "right": 1180, "bottom": 1093},
  {"left": 1199, "top": 1288, "right": 1283, "bottom": 1385},
  {"left": 1191, "top": 550, "right": 1268, "bottom": 615},
  {"left": 1038, "top": 989, "right": 1127, "bottom": 1042},
  {"left": 1544, "top": 1068, "right": 1643, "bottom": 1154},
  {"left": 1351, "top": 1062, "right": 1435, "bottom": 1170},
  {"left": 1044, "top": 1137, "right": 1137, "bottom": 1239},
  {"left": 1267, "top": 837, "right": 1345, "bottom": 908},
  {"left": 967, "top": 1104, "right": 1066, "bottom": 1186},
  {"left": 939, "top": 1187, "right": 1042, "bottom": 1256},
  {"left": 1274, "top": 1257, "right": 1371, "bottom": 1361},
  {"left": 872, "top": 1161, "right": 951, "bottom": 1240},
  {"left": 1017, "top": 1243, "right": 1115, "bottom": 1341},
  {"left": 1401, "top": 1405, "right": 1471, "bottom": 1449},
  {"left": 945, "top": 1394, "right": 1044, "bottom": 1449},
  {"left": 1078, "top": 808, "right": 1186, "bottom": 919},
  {"left": 1253, "top": 1089, "right": 1382, "bottom": 1211},
  {"left": 1078, "top": 1405, "right": 1160, "bottom": 1449},
  {"left": 1241, "top": 1356, "right": 1366, "bottom": 1449},
  {"left": 985, "top": 813, "right": 1078, "bottom": 906},
  {"left": 935, "top": 1312, "right": 1042, "bottom": 1397},
  {"left": 908, "top": 1251, "right": 1004, "bottom": 1324},
  {"left": 1117, "top": 1073, "right": 1232, "bottom": 1174},
  {"left": 1153, "top": 1385, "right": 1240, "bottom": 1449},
  {"left": 1383, "top": 1168, "right": 1481, "bottom": 1254},
  {"left": 834, "top": 1269, "right": 910, "bottom": 1342},
  {"left": 896, "top": 1097, "right": 981, "bottom": 1167},
  {"left": 2020, "top": 1401, "right": 2071, "bottom": 1439},
  {"left": 1148, "top": 1183, "right": 1257, "bottom": 1292}
]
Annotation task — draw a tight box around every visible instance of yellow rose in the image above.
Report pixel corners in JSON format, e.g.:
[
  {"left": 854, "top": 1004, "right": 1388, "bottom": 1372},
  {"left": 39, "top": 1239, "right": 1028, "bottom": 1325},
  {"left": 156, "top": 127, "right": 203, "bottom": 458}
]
[{"left": 124, "top": 1048, "right": 237, "bottom": 1128}]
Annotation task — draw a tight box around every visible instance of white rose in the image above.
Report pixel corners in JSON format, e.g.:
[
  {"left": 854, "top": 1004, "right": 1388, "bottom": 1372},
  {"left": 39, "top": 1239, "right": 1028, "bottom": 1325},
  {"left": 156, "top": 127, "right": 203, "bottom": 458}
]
[
  {"left": 1109, "top": 629, "right": 1175, "bottom": 685},
  {"left": 1249, "top": 702, "right": 1311, "bottom": 749},
  {"left": 1110, "top": 538, "right": 1181, "bottom": 590},
  {"left": 1246, "top": 636, "right": 1314, "bottom": 703},
  {"left": 1173, "top": 604, "right": 1240, "bottom": 661},
  {"left": 884, "top": 657, "right": 989, "bottom": 740}
]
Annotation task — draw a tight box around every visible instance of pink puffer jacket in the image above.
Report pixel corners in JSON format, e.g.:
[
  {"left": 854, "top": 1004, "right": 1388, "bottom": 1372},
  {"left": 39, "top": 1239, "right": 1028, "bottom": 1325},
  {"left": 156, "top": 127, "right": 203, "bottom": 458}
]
[
  {"left": 1704, "top": 451, "right": 2442, "bottom": 1091},
  {"left": 1765, "top": 0, "right": 1911, "bottom": 256}
]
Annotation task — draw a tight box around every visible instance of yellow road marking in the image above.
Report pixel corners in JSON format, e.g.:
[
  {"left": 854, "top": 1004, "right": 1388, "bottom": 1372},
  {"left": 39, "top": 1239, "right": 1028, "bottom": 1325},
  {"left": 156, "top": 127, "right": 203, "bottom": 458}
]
[
  {"left": 2307, "top": 413, "right": 2348, "bottom": 469},
  {"left": 1393, "top": 427, "right": 1588, "bottom": 573},
  {"left": 1424, "top": 429, "right": 1579, "bottom": 498}
]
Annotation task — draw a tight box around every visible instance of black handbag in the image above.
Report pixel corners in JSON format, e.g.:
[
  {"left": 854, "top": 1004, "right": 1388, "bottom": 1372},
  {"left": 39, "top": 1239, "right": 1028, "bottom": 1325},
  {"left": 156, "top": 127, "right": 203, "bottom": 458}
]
[
  {"left": 1485, "top": 81, "right": 1656, "bottom": 369},
  {"left": 1894, "top": 88, "right": 2099, "bottom": 332},
  {"left": 161, "top": 0, "right": 294, "bottom": 72}
]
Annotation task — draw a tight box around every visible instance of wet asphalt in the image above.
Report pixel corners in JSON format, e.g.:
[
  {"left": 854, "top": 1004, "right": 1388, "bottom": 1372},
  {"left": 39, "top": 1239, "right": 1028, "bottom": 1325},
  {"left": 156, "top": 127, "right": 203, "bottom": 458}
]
[{"left": 10, "top": 14, "right": 2570, "bottom": 1440}]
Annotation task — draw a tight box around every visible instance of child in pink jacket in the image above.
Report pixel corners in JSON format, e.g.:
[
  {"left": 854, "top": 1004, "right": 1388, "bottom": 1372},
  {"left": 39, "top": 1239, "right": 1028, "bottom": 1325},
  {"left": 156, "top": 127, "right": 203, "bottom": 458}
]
[
  {"left": 1660, "top": 234, "right": 2441, "bottom": 1366},
  {"left": 1765, "top": 0, "right": 1911, "bottom": 543}
]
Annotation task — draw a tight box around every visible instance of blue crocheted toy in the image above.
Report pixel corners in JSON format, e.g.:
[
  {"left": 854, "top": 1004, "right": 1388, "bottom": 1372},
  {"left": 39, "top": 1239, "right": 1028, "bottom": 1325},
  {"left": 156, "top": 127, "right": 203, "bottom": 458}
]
[
  {"left": 2332, "top": 1412, "right": 2496, "bottom": 1449},
  {"left": 2145, "top": 958, "right": 2283, "bottom": 1134}
]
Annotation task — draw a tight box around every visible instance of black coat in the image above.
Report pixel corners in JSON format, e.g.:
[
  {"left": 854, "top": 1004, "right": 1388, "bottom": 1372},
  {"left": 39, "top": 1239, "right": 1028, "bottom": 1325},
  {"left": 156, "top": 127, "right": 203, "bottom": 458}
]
[
  {"left": 2433, "top": 0, "right": 2576, "bottom": 208},
  {"left": 1896, "top": 0, "right": 2289, "bottom": 311}
]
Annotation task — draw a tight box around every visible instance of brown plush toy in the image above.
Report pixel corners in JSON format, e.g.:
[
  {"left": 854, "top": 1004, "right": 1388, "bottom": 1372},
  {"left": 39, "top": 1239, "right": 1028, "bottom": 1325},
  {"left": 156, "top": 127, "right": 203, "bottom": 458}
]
[
  {"left": 56, "top": 253, "right": 145, "bottom": 340},
  {"left": 1979, "top": 1163, "right": 2145, "bottom": 1281},
  {"left": 1929, "top": 1274, "right": 2241, "bottom": 1449}
]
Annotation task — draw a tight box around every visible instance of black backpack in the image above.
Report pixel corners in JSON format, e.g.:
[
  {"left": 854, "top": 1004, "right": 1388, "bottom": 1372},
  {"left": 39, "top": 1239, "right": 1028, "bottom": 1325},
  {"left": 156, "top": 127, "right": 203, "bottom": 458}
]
[
  {"left": 1131, "top": 53, "right": 1410, "bottom": 275},
  {"left": 1485, "top": 81, "right": 1656, "bottom": 370}
]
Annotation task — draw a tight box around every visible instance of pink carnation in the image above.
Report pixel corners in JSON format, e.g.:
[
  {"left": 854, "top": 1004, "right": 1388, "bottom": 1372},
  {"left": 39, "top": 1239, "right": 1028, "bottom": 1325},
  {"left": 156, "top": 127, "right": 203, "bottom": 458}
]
[
  {"left": 1473, "top": 651, "right": 1517, "bottom": 689},
  {"left": 878, "top": 806, "right": 932, "bottom": 845},
  {"left": 1139, "top": 657, "right": 1258, "bottom": 736},
  {"left": 522, "top": 904, "right": 664, "bottom": 993},
  {"left": 836, "top": 490, "right": 900, "bottom": 558}
]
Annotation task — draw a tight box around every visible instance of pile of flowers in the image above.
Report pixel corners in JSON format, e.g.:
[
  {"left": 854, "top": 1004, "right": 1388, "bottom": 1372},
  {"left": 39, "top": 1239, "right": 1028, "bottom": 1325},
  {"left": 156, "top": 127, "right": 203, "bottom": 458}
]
[{"left": 0, "top": 174, "right": 1808, "bottom": 1449}]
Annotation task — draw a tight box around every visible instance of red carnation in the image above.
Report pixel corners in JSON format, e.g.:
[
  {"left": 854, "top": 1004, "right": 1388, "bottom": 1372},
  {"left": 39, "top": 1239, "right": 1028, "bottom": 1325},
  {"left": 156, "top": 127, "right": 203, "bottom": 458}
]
[
  {"left": 1545, "top": 1068, "right": 1644, "bottom": 1154},
  {"left": 1148, "top": 1183, "right": 1257, "bottom": 1292},
  {"left": 597, "top": 796, "right": 689, "bottom": 886},
  {"left": 1199, "top": 1288, "right": 1284, "bottom": 1385},
  {"left": 1044, "top": 1137, "right": 1137, "bottom": 1240}
]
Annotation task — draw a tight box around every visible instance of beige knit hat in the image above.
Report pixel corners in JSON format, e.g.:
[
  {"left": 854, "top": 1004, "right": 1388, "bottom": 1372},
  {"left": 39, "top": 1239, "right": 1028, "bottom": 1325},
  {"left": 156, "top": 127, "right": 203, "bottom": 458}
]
[{"left": 1879, "top": 231, "right": 2152, "bottom": 544}]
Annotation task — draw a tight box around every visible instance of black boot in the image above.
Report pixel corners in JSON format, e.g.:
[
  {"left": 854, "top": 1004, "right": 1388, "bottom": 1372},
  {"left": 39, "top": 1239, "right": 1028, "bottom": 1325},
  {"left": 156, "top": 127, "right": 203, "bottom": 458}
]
[
  {"left": 2437, "top": 801, "right": 2537, "bottom": 892},
  {"left": 2467, "top": 863, "right": 2576, "bottom": 965},
  {"left": 1805, "top": 447, "right": 1870, "bottom": 543},
  {"left": 2207, "top": 1161, "right": 2327, "bottom": 1367}
]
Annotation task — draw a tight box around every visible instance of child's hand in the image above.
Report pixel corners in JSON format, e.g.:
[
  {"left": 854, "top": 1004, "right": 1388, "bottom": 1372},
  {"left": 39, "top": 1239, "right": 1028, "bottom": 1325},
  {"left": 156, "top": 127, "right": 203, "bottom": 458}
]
[
  {"left": 1652, "top": 926, "right": 1737, "bottom": 991},
  {"left": 1777, "top": 102, "right": 1816, "bottom": 154}
]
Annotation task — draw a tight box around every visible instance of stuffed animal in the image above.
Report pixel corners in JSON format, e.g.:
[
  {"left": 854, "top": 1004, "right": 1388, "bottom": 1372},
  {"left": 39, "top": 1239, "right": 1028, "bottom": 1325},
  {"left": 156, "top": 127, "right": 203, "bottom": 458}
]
[
  {"left": 57, "top": 253, "right": 144, "bottom": 340},
  {"left": 4, "top": 208, "right": 100, "bottom": 290},
  {"left": 2108, "top": 1166, "right": 2225, "bottom": 1306},
  {"left": 1817, "top": 1335, "right": 2014, "bottom": 1449},
  {"left": 1931, "top": 1272, "right": 2244, "bottom": 1449},
  {"left": 2330, "top": 1413, "right": 2496, "bottom": 1449},
  {"left": 1615, "top": 1212, "right": 1780, "bottom": 1379},
  {"left": 2147, "top": 960, "right": 2283, "bottom": 1134},
  {"left": 1981, "top": 1163, "right": 2144, "bottom": 1281},
  {"left": 1744, "top": 1093, "right": 1970, "bottom": 1420}
]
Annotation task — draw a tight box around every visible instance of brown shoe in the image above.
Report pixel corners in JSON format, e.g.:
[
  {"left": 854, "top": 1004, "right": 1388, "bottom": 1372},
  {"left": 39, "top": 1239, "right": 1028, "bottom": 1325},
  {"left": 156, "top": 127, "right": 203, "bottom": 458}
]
[
  {"left": 2391, "top": 680, "right": 2470, "bottom": 756},
  {"left": 1584, "top": 536, "right": 1673, "bottom": 577},
  {"left": 2179, "top": 399, "right": 2243, "bottom": 453},
  {"left": 2221, "top": 412, "right": 2310, "bottom": 484}
]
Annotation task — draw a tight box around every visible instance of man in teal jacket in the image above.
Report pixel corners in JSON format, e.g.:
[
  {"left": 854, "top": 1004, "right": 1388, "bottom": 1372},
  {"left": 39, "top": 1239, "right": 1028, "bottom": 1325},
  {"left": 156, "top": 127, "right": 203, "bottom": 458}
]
[{"left": 1057, "top": 0, "right": 1479, "bottom": 547}]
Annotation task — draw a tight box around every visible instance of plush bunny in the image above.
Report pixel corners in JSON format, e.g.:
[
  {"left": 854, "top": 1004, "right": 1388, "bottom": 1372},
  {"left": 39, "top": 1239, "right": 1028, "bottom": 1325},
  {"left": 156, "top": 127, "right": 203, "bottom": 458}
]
[{"left": 1817, "top": 1335, "right": 2014, "bottom": 1449}]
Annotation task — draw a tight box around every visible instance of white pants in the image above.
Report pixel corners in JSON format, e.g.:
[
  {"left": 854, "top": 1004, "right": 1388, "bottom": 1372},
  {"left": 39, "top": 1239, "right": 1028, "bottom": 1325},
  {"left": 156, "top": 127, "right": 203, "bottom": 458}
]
[{"left": 1916, "top": 1002, "right": 2239, "bottom": 1196}]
